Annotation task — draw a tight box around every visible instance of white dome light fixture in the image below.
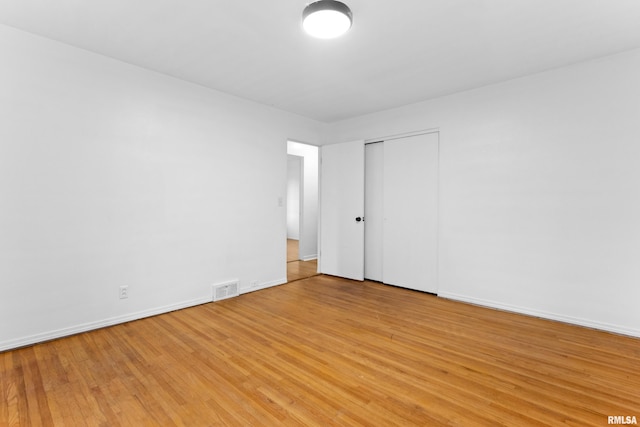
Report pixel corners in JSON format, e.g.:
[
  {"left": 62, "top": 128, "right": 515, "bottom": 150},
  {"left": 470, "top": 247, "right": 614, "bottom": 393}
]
[{"left": 302, "top": 0, "right": 353, "bottom": 39}]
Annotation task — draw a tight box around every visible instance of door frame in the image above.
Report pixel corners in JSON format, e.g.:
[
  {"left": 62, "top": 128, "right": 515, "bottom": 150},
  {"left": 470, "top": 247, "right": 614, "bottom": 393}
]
[
  {"left": 286, "top": 154, "right": 304, "bottom": 245},
  {"left": 287, "top": 140, "right": 320, "bottom": 264}
]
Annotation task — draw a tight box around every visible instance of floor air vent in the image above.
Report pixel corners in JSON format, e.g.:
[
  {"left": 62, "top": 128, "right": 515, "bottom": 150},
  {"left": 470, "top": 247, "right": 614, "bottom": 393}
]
[{"left": 212, "top": 280, "right": 240, "bottom": 302}]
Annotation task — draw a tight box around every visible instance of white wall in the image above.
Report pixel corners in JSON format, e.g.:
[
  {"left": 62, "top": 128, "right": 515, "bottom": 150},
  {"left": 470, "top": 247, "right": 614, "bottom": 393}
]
[
  {"left": 287, "top": 141, "right": 319, "bottom": 260},
  {"left": 0, "top": 25, "right": 324, "bottom": 351},
  {"left": 2, "top": 23, "right": 638, "bottom": 351},
  {"left": 286, "top": 155, "right": 302, "bottom": 240},
  {"left": 327, "top": 49, "right": 640, "bottom": 337}
]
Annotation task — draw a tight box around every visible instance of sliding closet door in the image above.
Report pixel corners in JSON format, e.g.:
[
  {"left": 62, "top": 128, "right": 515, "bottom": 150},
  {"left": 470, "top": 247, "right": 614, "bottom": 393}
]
[
  {"left": 364, "top": 142, "right": 384, "bottom": 282},
  {"left": 383, "top": 132, "right": 439, "bottom": 293}
]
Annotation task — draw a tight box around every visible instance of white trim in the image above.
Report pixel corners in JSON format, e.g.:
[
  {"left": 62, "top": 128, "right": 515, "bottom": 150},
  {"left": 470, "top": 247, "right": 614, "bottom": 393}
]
[
  {"left": 435, "top": 132, "right": 441, "bottom": 295},
  {"left": 241, "top": 278, "right": 287, "bottom": 294},
  {"left": 364, "top": 127, "right": 440, "bottom": 144},
  {"left": 2, "top": 277, "right": 292, "bottom": 351},
  {"left": 439, "top": 291, "right": 640, "bottom": 338},
  {"left": 318, "top": 147, "right": 324, "bottom": 274},
  {"left": 300, "top": 254, "right": 318, "bottom": 261},
  {"left": 0, "top": 296, "right": 212, "bottom": 352}
]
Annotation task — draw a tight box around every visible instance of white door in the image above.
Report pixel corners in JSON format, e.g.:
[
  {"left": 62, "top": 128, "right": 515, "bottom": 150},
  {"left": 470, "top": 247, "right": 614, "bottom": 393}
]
[
  {"left": 364, "top": 142, "right": 384, "bottom": 282},
  {"left": 383, "top": 132, "right": 439, "bottom": 293},
  {"left": 319, "top": 140, "right": 365, "bottom": 281}
]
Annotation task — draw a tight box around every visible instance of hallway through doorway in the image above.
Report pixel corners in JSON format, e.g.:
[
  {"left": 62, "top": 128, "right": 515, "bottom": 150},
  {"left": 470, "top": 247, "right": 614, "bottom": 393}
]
[{"left": 287, "top": 239, "right": 318, "bottom": 282}]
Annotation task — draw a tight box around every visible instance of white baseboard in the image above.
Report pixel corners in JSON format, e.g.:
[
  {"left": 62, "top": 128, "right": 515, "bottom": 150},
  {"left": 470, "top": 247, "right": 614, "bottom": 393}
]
[
  {"left": 11, "top": 285, "right": 632, "bottom": 352},
  {"left": 439, "top": 291, "right": 640, "bottom": 338},
  {"left": 240, "top": 277, "right": 287, "bottom": 294},
  {"left": 0, "top": 296, "right": 211, "bottom": 353},
  {"left": 2, "top": 278, "right": 292, "bottom": 352},
  {"left": 300, "top": 254, "right": 318, "bottom": 262}
]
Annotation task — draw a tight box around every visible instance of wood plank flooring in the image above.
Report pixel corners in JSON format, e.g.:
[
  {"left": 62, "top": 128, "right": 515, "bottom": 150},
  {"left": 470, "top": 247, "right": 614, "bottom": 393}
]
[
  {"left": 287, "top": 239, "right": 299, "bottom": 263},
  {"left": 287, "top": 259, "right": 318, "bottom": 283},
  {"left": 287, "top": 239, "right": 318, "bottom": 282},
  {"left": 1, "top": 275, "right": 639, "bottom": 426}
]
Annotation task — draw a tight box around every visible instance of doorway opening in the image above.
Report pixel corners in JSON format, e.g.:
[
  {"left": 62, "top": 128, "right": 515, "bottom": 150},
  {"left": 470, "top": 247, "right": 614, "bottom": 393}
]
[{"left": 286, "top": 141, "right": 320, "bottom": 282}]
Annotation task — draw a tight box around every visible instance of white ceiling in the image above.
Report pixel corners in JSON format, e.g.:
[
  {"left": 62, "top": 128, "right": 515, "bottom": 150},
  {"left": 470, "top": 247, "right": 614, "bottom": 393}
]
[{"left": 2, "top": 0, "right": 640, "bottom": 122}]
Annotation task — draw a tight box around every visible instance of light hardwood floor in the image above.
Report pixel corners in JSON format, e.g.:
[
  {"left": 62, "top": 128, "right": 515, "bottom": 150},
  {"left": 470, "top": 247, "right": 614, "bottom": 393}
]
[
  {"left": 1, "top": 275, "right": 638, "bottom": 426},
  {"left": 287, "top": 239, "right": 318, "bottom": 282},
  {"left": 287, "top": 239, "right": 299, "bottom": 262}
]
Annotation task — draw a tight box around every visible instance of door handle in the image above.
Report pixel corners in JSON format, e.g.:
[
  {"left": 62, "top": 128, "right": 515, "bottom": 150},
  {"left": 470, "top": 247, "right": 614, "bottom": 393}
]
[{"left": 355, "top": 216, "right": 363, "bottom": 222}]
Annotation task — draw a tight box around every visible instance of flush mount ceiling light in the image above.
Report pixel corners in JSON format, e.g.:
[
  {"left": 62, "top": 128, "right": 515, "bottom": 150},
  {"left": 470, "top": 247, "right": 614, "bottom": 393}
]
[{"left": 302, "top": 0, "right": 353, "bottom": 39}]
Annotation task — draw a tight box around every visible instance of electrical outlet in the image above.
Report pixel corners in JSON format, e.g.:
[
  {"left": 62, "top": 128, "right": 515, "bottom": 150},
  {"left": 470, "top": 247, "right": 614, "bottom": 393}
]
[{"left": 119, "top": 285, "right": 128, "bottom": 299}]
